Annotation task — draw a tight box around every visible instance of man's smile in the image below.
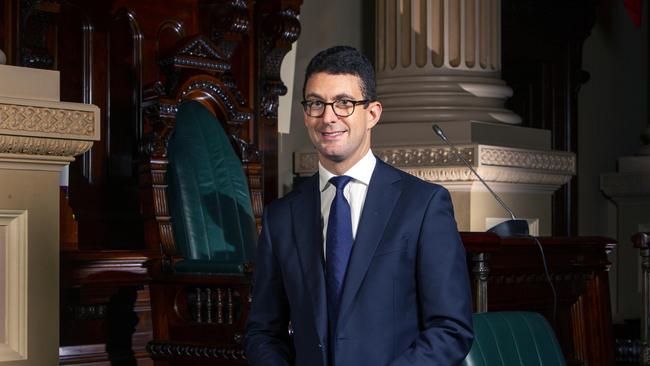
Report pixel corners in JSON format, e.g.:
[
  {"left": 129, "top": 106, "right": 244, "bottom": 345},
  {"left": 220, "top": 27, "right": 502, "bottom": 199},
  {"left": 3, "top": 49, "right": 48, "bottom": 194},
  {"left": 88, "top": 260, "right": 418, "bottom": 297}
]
[{"left": 320, "top": 130, "right": 347, "bottom": 139}]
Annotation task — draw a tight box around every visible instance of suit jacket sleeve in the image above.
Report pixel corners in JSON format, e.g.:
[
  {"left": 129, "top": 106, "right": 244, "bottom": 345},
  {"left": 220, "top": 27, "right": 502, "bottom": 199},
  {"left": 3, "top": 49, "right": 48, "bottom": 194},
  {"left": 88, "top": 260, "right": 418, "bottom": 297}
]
[
  {"left": 245, "top": 208, "right": 294, "bottom": 366},
  {"left": 389, "top": 187, "right": 474, "bottom": 366}
]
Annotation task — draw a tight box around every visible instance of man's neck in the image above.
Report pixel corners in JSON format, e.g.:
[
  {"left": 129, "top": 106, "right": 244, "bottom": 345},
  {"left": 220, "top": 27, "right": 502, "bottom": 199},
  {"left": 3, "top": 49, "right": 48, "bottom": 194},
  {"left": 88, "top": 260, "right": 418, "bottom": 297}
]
[{"left": 320, "top": 149, "right": 370, "bottom": 176}]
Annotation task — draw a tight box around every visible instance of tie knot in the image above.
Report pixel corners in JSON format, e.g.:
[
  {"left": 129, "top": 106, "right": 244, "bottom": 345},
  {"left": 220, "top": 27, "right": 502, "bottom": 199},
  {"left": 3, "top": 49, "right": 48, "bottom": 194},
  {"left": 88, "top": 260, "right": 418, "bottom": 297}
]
[{"left": 329, "top": 175, "right": 353, "bottom": 191}]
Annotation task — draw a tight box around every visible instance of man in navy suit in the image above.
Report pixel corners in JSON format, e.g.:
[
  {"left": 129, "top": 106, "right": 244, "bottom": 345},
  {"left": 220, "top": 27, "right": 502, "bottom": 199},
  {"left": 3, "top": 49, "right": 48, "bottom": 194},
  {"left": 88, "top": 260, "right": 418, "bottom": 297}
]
[{"left": 245, "top": 46, "right": 473, "bottom": 366}]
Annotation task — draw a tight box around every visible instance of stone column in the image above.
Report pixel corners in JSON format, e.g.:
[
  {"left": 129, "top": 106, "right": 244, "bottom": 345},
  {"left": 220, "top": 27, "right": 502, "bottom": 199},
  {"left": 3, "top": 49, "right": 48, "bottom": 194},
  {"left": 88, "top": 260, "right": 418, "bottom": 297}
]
[
  {"left": 375, "top": 0, "right": 520, "bottom": 125},
  {"left": 367, "top": 0, "right": 575, "bottom": 235},
  {"left": 0, "top": 65, "right": 99, "bottom": 365},
  {"left": 601, "top": 156, "right": 650, "bottom": 323}
]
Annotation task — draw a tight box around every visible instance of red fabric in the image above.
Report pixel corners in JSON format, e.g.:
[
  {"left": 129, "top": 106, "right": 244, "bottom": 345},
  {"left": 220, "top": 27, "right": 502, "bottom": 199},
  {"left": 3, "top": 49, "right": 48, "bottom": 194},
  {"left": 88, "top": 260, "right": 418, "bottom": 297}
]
[{"left": 624, "top": 0, "right": 643, "bottom": 27}]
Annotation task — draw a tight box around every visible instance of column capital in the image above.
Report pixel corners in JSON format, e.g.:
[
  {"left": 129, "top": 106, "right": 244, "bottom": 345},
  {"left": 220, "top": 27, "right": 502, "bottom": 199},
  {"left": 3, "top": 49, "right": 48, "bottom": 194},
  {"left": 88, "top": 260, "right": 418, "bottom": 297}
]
[{"left": 375, "top": 0, "right": 520, "bottom": 125}]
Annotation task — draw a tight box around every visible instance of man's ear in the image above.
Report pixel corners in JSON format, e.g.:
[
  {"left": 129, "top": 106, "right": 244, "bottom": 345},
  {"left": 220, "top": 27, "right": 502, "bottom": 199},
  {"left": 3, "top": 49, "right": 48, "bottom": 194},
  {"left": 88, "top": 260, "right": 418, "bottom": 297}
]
[{"left": 366, "top": 101, "right": 382, "bottom": 129}]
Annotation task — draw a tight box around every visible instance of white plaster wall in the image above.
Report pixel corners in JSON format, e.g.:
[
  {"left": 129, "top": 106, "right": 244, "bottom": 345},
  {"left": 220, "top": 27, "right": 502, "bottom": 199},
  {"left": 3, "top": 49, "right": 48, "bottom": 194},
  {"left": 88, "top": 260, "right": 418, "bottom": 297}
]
[{"left": 278, "top": 0, "right": 365, "bottom": 196}]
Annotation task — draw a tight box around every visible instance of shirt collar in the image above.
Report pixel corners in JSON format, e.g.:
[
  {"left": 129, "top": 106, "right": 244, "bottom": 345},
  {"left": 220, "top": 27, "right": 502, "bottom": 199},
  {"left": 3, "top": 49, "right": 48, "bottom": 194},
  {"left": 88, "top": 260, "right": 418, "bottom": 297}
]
[{"left": 319, "top": 149, "right": 376, "bottom": 192}]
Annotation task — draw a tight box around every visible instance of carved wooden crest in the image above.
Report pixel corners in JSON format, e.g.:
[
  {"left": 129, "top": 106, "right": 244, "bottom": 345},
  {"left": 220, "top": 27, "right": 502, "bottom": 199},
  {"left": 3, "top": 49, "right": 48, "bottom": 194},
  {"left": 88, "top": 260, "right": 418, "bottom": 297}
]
[{"left": 159, "top": 35, "right": 230, "bottom": 74}]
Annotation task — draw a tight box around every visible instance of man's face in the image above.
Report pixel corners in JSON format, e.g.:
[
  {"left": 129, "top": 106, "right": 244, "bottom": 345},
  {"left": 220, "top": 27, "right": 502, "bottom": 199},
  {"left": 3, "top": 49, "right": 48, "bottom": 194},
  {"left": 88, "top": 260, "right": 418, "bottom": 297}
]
[{"left": 303, "top": 72, "right": 381, "bottom": 172}]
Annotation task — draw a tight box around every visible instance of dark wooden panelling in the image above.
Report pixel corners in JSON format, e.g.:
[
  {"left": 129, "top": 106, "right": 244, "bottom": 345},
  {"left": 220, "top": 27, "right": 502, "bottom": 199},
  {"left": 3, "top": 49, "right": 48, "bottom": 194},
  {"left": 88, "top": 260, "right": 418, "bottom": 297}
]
[
  {"left": 464, "top": 234, "right": 616, "bottom": 366},
  {"left": 19, "top": 0, "right": 302, "bottom": 364},
  {"left": 501, "top": 0, "right": 598, "bottom": 236}
]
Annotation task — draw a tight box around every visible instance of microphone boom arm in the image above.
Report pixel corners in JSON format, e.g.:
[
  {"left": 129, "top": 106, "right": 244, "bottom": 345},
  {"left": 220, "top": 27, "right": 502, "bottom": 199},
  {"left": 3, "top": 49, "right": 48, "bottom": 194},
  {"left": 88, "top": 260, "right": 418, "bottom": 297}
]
[{"left": 432, "top": 124, "right": 517, "bottom": 221}]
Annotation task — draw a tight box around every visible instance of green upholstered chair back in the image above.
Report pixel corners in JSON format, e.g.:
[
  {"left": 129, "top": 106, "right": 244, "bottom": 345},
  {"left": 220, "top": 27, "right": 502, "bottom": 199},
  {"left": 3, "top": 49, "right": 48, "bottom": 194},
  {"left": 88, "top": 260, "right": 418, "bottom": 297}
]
[
  {"left": 461, "top": 312, "right": 566, "bottom": 366},
  {"left": 166, "top": 101, "right": 257, "bottom": 274}
]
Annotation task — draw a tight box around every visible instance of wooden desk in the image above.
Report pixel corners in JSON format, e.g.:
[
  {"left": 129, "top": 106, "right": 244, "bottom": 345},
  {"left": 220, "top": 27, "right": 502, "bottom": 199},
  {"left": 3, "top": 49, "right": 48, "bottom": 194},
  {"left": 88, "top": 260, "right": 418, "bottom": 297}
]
[
  {"left": 60, "top": 250, "right": 154, "bottom": 366},
  {"left": 462, "top": 233, "right": 616, "bottom": 366}
]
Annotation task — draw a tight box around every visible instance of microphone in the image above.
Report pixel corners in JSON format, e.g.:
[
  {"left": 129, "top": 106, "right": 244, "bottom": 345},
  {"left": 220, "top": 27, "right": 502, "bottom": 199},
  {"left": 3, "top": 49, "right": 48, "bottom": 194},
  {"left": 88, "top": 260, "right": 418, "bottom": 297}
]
[
  {"left": 431, "top": 124, "right": 529, "bottom": 237},
  {"left": 433, "top": 124, "right": 559, "bottom": 323}
]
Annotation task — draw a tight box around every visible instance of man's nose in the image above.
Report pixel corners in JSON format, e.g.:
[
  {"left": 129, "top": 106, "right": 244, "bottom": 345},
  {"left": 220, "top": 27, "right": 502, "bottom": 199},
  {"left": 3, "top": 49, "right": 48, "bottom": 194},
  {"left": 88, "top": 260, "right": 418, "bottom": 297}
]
[{"left": 322, "top": 104, "right": 339, "bottom": 123}]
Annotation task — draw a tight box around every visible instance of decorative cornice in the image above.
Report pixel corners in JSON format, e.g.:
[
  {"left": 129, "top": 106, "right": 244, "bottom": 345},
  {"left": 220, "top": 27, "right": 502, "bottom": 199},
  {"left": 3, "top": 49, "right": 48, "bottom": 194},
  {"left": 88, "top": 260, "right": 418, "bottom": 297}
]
[
  {"left": 0, "top": 98, "right": 99, "bottom": 140},
  {"left": 0, "top": 95, "right": 99, "bottom": 160},
  {"left": 0, "top": 135, "right": 93, "bottom": 156},
  {"left": 0, "top": 103, "right": 95, "bottom": 137},
  {"left": 401, "top": 166, "right": 572, "bottom": 187},
  {"left": 294, "top": 145, "right": 575, "bottom": 188},
  {"left": 375, "top": 147, "right": 476, "bottom": 167},
  {"left": 479, "top": 145, "right": 575, "bottom": 173}
]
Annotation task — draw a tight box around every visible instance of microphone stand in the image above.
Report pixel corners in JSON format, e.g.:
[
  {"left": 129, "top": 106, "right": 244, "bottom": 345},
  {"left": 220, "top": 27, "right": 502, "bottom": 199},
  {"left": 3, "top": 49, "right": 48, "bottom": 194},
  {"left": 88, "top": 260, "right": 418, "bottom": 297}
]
[
  {"left": 431, "top": 124, "right": 529, "bottom": 237},
  {"left": 432, "top": 124, "right": 557, "bottom": 322}
]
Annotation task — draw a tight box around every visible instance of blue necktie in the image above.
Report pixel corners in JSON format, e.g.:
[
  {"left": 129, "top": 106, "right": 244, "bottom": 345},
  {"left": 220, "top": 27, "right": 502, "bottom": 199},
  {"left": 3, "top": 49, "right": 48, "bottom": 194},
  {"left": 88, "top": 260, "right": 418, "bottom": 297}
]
[{"left": 325, "top": 175, "right": 354, "bottom": 344}]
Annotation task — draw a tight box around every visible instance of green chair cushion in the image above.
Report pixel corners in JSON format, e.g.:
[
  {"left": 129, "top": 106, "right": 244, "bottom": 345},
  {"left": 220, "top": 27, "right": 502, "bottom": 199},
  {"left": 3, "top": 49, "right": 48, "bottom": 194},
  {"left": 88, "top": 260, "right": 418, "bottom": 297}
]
[
  {"left": 167, "top": 101, "right": 257, "bottom": 274},
  {"left": 461, "top": 311, "right": 566, "bottom": 366}
]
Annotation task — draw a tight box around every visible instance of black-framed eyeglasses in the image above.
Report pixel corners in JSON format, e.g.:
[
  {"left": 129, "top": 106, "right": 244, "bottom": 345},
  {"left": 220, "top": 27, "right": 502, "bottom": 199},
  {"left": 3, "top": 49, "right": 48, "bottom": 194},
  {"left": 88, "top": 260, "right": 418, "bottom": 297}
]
[{"left": 300, "top": 99, "right": 369, "bottom": 118}]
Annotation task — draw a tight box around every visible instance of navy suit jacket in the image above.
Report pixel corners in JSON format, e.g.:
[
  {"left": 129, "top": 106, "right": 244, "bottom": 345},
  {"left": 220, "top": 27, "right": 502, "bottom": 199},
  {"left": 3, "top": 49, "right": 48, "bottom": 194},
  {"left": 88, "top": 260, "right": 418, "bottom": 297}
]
[{"left": 245, "top": 158, "right": 474, "bottom": 366}]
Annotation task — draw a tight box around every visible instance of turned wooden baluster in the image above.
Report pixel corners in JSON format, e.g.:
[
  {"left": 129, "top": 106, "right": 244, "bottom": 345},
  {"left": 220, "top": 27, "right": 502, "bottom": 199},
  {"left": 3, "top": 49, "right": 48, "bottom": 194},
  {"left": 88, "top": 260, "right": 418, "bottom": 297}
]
[
  {"left": 633, "top": 232, "right": 650, "bottom": 365},
  {"left": 472, "top": 252, "right": 490, "bottom": 313}
]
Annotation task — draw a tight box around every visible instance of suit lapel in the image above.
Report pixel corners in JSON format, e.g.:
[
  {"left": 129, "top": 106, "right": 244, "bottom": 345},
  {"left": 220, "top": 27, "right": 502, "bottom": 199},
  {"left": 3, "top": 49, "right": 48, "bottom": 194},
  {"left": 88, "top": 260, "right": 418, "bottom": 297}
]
[
  {"left": 337, "top": 160, "right": 402, "bottom": 326},
  {"left": 290, "top": 174, "right": 328, "bottom": 343}
]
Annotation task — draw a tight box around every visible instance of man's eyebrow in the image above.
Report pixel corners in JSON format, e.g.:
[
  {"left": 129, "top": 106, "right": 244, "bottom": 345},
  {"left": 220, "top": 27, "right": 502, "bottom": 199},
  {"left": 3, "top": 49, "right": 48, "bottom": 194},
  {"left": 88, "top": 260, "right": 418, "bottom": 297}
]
[
  {"left": 304, "top": 92, "right": 323, "bottom": 100},
  {"left": 304, "top": 92, "right": 357, "bottom": 100},
  {"left": 333, "top": 93, "right": 355, "bottom": 100}
]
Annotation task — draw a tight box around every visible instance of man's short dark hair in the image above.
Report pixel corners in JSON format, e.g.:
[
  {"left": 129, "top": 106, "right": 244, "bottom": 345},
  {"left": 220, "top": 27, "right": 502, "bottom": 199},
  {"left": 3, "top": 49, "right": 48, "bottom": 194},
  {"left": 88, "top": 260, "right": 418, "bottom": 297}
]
[{"left": 303, "top": 46, "right": 377, "bottom": 101}]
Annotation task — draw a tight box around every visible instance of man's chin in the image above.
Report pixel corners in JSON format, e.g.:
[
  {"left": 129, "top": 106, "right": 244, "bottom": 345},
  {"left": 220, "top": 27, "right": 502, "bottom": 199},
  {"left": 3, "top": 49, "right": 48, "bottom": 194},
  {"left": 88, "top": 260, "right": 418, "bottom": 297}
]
[{"left": 317, "top": 150, "right": 346, "bottom": 163}]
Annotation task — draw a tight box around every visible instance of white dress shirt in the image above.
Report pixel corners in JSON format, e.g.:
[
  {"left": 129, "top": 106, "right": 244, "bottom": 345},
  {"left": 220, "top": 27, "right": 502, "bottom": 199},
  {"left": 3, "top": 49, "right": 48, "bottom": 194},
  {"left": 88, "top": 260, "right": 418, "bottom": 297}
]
[{"left": 319, "top": 149, "right": 376, "bottom": 258}]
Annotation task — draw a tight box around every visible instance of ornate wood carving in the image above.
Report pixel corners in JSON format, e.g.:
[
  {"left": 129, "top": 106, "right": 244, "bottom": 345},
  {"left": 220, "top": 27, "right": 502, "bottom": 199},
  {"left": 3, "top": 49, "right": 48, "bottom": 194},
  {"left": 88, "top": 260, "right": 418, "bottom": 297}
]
[
  {"left": 179, "top": 286, "right": 243, "bottom": 325},
  {"left": 258, "top": 6, "right": 300, "bottom": 120},
  {"left": 19, "top": 0, "right": 60, "bottom": 68},
  {"left": 200, "top": 0, "right": 250, "bottom": 60},
  {"left": 8, "top": 0, "right": 299, "bottom": 364},
  {"left": 147, "top": 341, "right": 246, "bottom": 361}
]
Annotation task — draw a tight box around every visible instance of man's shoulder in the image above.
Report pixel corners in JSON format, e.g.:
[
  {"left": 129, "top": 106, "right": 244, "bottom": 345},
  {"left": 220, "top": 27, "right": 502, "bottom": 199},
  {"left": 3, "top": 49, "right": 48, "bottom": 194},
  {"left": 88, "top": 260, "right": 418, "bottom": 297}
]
[
  {"left": 376, "top": 158, "right": 447, "bottom": 194},
  {"left": 267, "top": 173, "right": 318, "bottom": 209}
]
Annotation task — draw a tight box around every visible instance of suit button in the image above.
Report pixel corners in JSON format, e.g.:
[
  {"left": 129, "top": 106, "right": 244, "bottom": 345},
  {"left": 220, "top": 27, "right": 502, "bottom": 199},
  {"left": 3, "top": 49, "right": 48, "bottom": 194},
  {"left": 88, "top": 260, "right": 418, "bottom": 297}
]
[{"left": 318, "top": 343, "right": 323, "bottom": 349}]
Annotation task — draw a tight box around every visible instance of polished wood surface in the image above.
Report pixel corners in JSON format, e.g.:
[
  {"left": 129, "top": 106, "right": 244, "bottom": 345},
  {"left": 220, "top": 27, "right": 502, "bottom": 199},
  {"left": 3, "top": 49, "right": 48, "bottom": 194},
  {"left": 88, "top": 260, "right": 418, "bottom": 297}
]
[
  {"left": 60, "top": 250, "right": 154, "bottom": 365},
  {"left": 464, "top": 234, "right": 616, "bottom": 366}
]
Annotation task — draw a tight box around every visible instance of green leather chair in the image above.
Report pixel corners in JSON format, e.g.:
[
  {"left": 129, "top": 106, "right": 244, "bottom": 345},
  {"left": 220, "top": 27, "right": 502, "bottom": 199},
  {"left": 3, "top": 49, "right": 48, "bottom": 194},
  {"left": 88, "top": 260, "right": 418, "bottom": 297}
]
[
  {"left": 166, "top": 100, "right": 257, "bottom": 274},
  {"left": 462, "top": 312, "right": 566, "bottom": 366},
  {"left": 146, "top": 101, "right": 256, "bottom": 363}
]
